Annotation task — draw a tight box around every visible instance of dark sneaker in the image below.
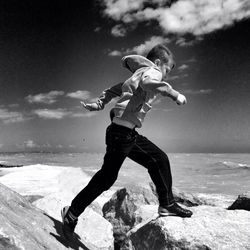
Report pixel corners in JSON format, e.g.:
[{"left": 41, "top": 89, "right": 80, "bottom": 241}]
[
  {"left": 61, "top": 206, "right": 78, "bottom": 239},
  {"left": 158, "top": 203, "right": 193, "bottom": 218}
]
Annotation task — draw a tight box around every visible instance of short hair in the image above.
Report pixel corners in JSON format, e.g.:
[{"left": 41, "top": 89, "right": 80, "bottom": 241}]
[{"left": 146, "top": 44, "right": 175, "bottom": 67}]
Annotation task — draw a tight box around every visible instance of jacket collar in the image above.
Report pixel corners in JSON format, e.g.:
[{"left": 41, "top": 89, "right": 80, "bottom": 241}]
[{"left": 122, "top": 55, "right": 156, "bottom": 73}]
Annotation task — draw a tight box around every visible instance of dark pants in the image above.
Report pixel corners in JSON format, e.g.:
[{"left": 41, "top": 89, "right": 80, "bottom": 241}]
[{"left": 70, "top": 123, "right": 174, "bottom": 217}]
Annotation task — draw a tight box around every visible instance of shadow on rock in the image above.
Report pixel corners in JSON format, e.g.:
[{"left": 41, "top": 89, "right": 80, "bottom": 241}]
[{"left": 44, "top": 213, "right": 90, "bottom": 250}]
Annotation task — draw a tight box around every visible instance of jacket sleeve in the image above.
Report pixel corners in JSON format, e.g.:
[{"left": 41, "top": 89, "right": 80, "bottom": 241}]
[
  {"left": 96, "top": 82, "right": 123, "bottom": 110},
  {"left": 139, "top": 68, "right": 180, "bottom": 101}
]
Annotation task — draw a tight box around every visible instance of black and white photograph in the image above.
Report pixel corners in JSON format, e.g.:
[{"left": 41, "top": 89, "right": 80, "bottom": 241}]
[{"left": 0, "top": 0, "right": 250, "bottom": 249}]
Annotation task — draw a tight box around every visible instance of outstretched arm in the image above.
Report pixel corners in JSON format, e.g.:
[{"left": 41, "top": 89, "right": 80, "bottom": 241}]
[
  {"left": 81, "top": 82, "right": 123, "bottom": 111},
  {"left": 140, "top": 69, "right": 187, "bottom": 105}
]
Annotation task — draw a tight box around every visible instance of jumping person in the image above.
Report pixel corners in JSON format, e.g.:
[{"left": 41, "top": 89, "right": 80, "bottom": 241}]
[{"left": 61, "top": 44, "right": 193, "bottom": 239}]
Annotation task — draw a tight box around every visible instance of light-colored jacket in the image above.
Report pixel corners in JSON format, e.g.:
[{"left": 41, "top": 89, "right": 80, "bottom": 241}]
[
  {"left": 113, "top": 55, "right": 179, "bottom": 128},
  {"left": 94, "top": 55, "right": 180, "bottom": 128}
]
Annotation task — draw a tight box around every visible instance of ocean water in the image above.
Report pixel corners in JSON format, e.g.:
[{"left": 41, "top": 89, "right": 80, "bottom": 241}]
[{"left": 0, "top": 152, "right": 250, "bottom": 197}]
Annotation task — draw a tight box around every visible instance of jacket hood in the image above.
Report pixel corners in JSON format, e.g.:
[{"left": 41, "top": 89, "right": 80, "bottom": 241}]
[{"left": 122, "top": 55, "right": 155, "bottom": 73}]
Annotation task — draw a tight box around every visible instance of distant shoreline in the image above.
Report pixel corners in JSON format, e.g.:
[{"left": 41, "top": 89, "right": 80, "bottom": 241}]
[
  {"left": 1, "top": 151, "right": 250, "bottom": 154},
  {"left": 0, "top": 163, "right": 23, "bottom": 168}
]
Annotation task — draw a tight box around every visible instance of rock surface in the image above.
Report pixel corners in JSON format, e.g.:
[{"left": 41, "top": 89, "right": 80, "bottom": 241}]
[
  {"left": 129, "top": 205, "right": 250, "bottom": 250},
  {"left": 1, "top": 164, "right": 249, "bottom": 250},
  {"left": 103, "top": 184, "right": 224, "bottom": 237},
  {"left": 0, "top": 164, "right": 91, "bottom": 197},
  {"left": 0, "top": 182, "right": 113, "bottom": 250},
  {"left": 34, "top": 195, "right": 114, "bottom": 249},
  {"left": 103, "top": 184, "right": 158, "bottom": 248},
  {"left": 103, "top": 184, "right": 216, "bottom": 249},
  {"left": 103, "top": 185, "right": 250, "bottom": 250},
  {"left": 0, "top": 164, "right": 116, "bottom": 214},
  {"left": 228, "top": 191, "right": 250, "bottom": 211},
  {"left": 0, "top": 165, "right": 115, "bottom": 250}
]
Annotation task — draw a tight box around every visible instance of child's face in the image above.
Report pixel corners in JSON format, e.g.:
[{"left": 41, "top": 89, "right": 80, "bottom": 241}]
[{"left": 158, "top": 59, "right": 175, "bottom": 79}]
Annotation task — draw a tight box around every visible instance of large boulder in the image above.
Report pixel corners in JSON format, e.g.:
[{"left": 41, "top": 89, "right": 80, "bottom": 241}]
[
  {"left": 103, "top": 184, "right": 212, "bottom": 229},
  {"left": 172, "top": 187, "right": 207, "bottom": 207},
  {"left": 103, "top": 184, "right": 228, "bottom": 249},
  {"left": 0, "top": 164, "right": 116, "bottom": 214},
  {"left": 103, "top": 184, "right": 158, "bottom": 249},
  {"left": 102, "top": 183, "right": 240, "bottom": 249},
  {"left": 0, "top": 164, "right": 91, "bottom": 197},
  {"left": 128, "top": 205, "right": 250, "bottom": 250},
  {"left": 34, "top": 195, "right": 114, "bottom": 249},
  {"left": 78, "top": 207, "right": 114, "bottom": 250},
  {"left": 228, "top": 192, "right": 250, "bottom": 211},
  {"left": 0, "top": 165, "right": 115, "bottom": 250},
  {"left": 0, "top": 182, "right": 113, "bottom": 250}
]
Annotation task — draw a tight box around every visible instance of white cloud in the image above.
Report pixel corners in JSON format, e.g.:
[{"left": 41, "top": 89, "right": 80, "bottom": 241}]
[
  {"left": 103, "top": 0, "right": 145, "bottom": 20},
  {"left": 167, "top": 75, "right": 180, "bottom": 81},
  {"left": 0, "top": 108, "right": 27, "bottom": 124},
  {"left": 178, "top": 64, "right": 189, "bottom": 71},
  {"left": 111, "top": 24, "right": 127, "bottom": 37},
  {"left": 183, "top": 89, "right": 213, "bottom": 95},
  {"left": 152, "top": 107, "right": 173, "bottom": 112},
  {"left": 8, "top": 103, "right": 19, "bottom": 108},
  {"left": 23, "top": 140, "right": 38, "bottom": 148},
  {"left": 102, "top": 0, "right": 250, "bottom": 36},
  {"left": 108, "top": 36, "right": 169, "bottom": 56},
  {"left": 175, "top": 37, "right": 203, "bottom": 47},
  {"left": 109, "top": 50, "right": 123, "bottom": 56},
  {"left": 33, "top": 108, "right": 97, "bottom": 120},
  {"left": 94, "top": 27, "right": 101, "bottom": 32},
  {"left": 66, "top": 90, "right": 91, "bottom": 100},
  {"left": 185, "top": 57, "right": 197, "bottom": 63},
  {"left": 33, "top": 109, "right": 70, "bottom": 119},
  {"left": 26, "top": 90, "right": 64, "bottom": 104},
  {"left": 71, "top": 112, "right": 97, "bottom": 118},
  {"left": 42, "top": 143, "right": 52, "bottom": 148},
  {"left": 21, "top": 140, "right": 53, "bottom": 149},
  {"left": 130, "top": 36, "right": 169, "bottom": 55}
]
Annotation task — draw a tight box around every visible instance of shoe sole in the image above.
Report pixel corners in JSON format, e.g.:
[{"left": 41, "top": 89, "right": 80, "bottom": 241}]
[
  {"left": 159, "top": 212, "right": 192, "bottom": 217},
  {"left": 158, "top": 210, "right": 193, "bottom": 217},
  {"left": 158, "top": 211, "right": 176, "bottom": 217}
]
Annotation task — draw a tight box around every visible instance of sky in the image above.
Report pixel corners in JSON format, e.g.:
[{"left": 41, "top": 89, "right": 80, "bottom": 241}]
[{"left": 0, "top": 0, "right": 250, "bottom": 153}]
